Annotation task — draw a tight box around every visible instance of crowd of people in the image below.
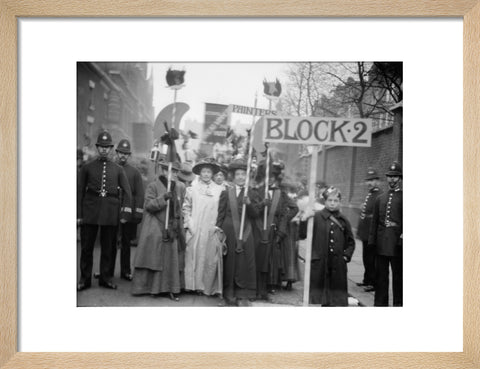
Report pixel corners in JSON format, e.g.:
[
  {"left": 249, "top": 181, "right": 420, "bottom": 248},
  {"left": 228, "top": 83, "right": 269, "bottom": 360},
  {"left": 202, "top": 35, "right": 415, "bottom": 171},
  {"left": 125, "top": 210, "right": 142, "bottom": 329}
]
[{"left": 77, "top": 131, "right": 403, "bottom": 307}]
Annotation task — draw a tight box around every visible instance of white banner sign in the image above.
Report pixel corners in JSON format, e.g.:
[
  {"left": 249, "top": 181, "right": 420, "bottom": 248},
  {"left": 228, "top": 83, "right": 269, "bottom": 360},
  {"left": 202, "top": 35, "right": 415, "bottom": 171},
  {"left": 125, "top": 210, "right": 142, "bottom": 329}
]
[{"left": 262, "top": 115, "right": 373, "bottom": 147}]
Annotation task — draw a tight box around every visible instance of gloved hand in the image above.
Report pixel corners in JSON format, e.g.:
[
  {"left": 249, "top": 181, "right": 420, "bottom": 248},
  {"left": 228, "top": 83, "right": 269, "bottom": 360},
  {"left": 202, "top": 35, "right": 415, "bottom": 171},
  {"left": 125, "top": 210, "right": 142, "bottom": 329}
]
[
  {"left": 242, "top": 196, "right": 251, "bottom": 205},
  {"left": 274, "top": 230, "right": 285, "bottom": 245},
  {"left": 163, "top": 191, "right": 173, "bottom": 201},
  {"left": 133, "top": 212, "right": 143, "bottom": 223},
  {"left": 262, "top": 198, "right": 272, "bottom": 208}
]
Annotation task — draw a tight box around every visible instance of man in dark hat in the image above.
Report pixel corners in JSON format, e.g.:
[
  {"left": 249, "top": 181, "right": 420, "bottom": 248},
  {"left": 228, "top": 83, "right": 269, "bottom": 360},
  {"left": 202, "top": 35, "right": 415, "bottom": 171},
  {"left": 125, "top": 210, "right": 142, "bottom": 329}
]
[
  {"left": 109, "top": 139, "right": 145, "bottom": 282},
  {"left": 178, "top": 162, "right": 196, "bottom": 187},
  {"left": 356, "top": 168, "right": 383, "bottom": 292},
  {"left": 77, "top": 131, "right": 132, "bottom": 291},
  {"left": 368, "top": 162, "right": 403, "bottom": 306},
  {"left": 216, "top": 158, "right": 262, "bottom": 306}
]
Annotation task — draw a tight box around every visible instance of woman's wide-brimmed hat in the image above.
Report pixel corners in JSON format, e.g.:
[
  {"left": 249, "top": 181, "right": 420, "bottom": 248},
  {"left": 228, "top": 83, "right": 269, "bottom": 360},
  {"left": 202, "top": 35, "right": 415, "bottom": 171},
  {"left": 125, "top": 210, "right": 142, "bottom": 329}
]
[
  {"left": 256, "top": 159, "right": 285, "bottom": 180},
  {"left": 178, "top": 162, "right": 196, "bottom": 182},
  {"left": 228, "top": 158, "right": 248, "bottom": 172},
  {"left": 192, "top": 158, "right": 220, "bottom": 175},
  {"left": 218, "top": 164, "right": 228, "bottom": 176}
]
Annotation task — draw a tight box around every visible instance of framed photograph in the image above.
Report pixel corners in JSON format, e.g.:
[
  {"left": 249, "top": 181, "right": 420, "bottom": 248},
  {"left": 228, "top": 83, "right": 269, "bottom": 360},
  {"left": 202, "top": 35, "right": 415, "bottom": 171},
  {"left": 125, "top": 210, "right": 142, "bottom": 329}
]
[{"left": 1, "top": 1, "right": 478, "bottom": 367}]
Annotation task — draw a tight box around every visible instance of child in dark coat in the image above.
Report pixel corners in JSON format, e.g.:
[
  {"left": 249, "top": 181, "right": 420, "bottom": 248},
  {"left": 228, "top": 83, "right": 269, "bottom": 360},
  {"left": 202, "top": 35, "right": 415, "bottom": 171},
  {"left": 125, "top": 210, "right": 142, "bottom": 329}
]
[{"left": 300, "top": 187, "right": 355, "bottom": 306}]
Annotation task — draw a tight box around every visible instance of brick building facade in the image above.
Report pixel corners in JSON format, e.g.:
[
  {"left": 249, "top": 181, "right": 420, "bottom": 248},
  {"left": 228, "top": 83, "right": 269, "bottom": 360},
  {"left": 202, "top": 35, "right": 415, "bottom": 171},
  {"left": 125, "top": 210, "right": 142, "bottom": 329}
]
[
  {"left": 289, "top": 104, "right": 403, "bottom": 226},
  {"left": 77, "top": 62, "right": 154, "bottom": 158}
]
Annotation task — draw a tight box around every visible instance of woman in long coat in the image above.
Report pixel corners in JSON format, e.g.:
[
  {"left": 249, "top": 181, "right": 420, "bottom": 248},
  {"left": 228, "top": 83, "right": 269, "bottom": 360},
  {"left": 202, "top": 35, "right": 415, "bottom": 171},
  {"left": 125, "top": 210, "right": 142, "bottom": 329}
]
[
  {"left": 131, "top": 161, "right": 184, "bottom": 301},
  {"left": 183, "top": 158, "right": 224, "bottom": 295},
  {"left": 216, "top": 158, "right": 261, "bottom": 306},
  {"left": 300, "top": 187, "right": 355, "bottom": 306},
  {"left": 251, "top": 162, "right": 289, "bottom": 299}
]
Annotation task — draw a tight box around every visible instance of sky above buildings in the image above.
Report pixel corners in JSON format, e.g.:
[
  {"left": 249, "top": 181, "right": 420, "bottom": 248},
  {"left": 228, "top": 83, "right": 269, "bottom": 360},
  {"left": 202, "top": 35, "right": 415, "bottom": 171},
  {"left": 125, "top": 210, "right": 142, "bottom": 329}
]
[{"left": 151, "top": 62, "right": 290, "bottom": 133}]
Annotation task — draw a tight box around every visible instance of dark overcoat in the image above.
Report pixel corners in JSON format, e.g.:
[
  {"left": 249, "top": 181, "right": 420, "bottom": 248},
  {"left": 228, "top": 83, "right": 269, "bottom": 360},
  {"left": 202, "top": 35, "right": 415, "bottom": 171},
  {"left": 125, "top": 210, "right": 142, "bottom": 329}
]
[
  {"left": 131, "top": 176, "right": 184, "bottom": 295},
  {"left": 77, "top": 157, "right": 132, "bottom": 226},
  {"left": 251, "top": 186, "right": 289, "bottom": 274},
  {"left": 368, "top": 189, "right": 403, "bottom": 256},
  {"left": 356, "top": 187, "right": 382, "bottom": 241},
  {"left": 300, "top": 208, "right": 355, "bottom": 306},
  {"left": 281, "top": 196, "right": 300, "bottom": 282},
  {"left": 216, "top": 186, "right": 261, "bottom": 295},
  {"left": 120, "top": 162, "right": 145, "bottom": 224}
]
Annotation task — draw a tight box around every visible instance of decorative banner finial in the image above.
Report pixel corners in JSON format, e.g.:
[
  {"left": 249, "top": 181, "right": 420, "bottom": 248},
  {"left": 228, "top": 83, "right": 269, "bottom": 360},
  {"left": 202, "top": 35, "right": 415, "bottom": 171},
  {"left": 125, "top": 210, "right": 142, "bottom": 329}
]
[
  {"left": 263, "top": 78, "right": 282, "bottom": 98},
  {"left": 166, "top": 68, "right": 186, "bottom": 89}
]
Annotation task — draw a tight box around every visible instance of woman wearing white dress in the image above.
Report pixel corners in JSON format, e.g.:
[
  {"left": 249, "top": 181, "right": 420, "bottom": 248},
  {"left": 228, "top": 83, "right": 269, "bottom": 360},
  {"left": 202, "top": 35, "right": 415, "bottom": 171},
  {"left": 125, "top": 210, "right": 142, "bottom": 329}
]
[{"left": 182, "top": 158, "right": 224, "bottom": 295}]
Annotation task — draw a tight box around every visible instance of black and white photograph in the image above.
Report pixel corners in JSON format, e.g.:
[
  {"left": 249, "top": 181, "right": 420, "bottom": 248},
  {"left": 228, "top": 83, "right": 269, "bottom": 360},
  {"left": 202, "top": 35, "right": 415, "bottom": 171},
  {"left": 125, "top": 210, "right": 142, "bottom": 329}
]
[{"left": 76, "top": 62, "right": 402, "bottom": 308}]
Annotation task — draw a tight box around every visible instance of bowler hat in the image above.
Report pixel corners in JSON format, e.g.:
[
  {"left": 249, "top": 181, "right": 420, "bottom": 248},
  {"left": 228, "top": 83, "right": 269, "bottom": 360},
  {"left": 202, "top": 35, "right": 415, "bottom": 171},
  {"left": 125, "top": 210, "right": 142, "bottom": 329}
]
[
  {"left": 385, "top": 162, "right": 402, "bottom": 177},
  {"left": 116, "top": 139, "right": 132, "bottom": 154},
  {"left": 192, "top": 158, "right": 220, "bottom": 175},
  {"left": 365, "top": 168, "right": 379, "bottom": 180},
  {"left": 178, "top": 163, "right": 196, "bottom": 182}
]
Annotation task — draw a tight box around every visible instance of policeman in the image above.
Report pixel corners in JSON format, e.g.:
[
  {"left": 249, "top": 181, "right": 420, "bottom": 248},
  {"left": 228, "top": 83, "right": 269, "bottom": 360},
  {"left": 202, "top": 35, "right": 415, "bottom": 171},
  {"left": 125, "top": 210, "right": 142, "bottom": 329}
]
[
  {"left": 77, "top": 131, "right": 132, "bottom": 291},
  {"left": 109, "top": 139, "right": 145, "bottom": 281},
  {"left": 368, "top": 162, "right": 403, "bottom": 306},
  {"left": 356, "top": 168, "right": 383, "bottom": 292}
]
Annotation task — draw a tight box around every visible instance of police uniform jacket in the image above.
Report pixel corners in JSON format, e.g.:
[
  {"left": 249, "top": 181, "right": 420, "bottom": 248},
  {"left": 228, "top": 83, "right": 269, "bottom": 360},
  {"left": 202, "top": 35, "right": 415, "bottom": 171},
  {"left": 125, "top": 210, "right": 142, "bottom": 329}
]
[
  {"left": 356, "top": 187, "right": 382, "bottom": 241},
  {"left": 119, "top": 162, "right": 145, "bottom": 224},
  {"left": 368, "top": 188, "right": 403, "bottom": 256},
  {"left": 77, "top": 157, "right": 132, "bottom": 226}
]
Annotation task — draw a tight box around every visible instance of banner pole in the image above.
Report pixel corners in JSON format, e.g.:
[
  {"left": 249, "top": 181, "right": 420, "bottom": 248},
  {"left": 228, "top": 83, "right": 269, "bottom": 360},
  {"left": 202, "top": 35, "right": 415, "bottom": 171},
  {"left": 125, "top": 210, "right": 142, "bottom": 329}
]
[
  {"left": 165, "top": 88, "right": 177, "bottom": 230},
  {"left": 303, "top": 145, "right": 320, "bottom": 306},
  {"left": 263, "top": 98, "right": 273, "bottom": 230},
  {"left": 239, "top": 92, "right": 258, "bottom": 241},
  {"left": 263, "top": 145, "right": 270, "bottom": 230}
]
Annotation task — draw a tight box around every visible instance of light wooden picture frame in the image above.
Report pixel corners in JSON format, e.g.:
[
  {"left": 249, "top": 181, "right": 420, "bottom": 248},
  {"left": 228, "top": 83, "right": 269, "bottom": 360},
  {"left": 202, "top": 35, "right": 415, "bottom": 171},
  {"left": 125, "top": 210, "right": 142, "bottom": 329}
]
[{"left": 1, "top": 1, "right": 478, "bottom": 367}]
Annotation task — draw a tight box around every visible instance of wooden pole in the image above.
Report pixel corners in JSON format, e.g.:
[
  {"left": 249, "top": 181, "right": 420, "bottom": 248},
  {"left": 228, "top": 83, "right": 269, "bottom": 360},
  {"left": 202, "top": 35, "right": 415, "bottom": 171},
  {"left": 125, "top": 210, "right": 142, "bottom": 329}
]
[
  {"left": 239, "top": 92, "right": 258, "bottom": 241},
  {"left": 263, "top": 98, "right": 273, "bottom": 230},
  {"left": 263, "top": 145, "right": 270, "bottom": 230},
  {"left": 303, "top": 145, "right": 320, "bottom": 306},
  {"left": 165, "top": 88, "right": 177, "bottom": 230}
]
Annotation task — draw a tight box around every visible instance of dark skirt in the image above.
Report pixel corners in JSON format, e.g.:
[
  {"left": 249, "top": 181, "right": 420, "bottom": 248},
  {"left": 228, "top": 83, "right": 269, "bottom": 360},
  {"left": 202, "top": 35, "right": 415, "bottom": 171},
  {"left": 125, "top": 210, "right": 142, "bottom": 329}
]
[
  {"left": 222, "top": 217, "right": 256, "bottom": 300},
  {"left": 131, "top": 242, "right": 181, "bottom": 295}
]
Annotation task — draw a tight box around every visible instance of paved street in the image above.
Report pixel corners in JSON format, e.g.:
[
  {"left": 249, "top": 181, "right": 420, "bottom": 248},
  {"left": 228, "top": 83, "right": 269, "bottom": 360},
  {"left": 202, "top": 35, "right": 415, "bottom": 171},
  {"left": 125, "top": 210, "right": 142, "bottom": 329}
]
[{"left": 77, "top": 237, "right": 391, "bottom": 307}]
